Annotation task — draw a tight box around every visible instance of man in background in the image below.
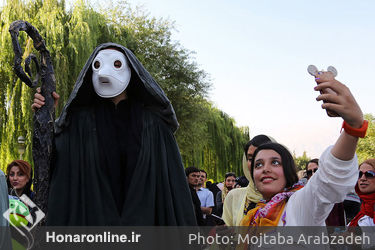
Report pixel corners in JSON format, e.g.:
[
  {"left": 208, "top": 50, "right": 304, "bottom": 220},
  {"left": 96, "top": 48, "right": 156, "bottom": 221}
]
[
  {"left": 185, "top": 167, "right": 204, "bottom": 226},
  {"left": 197, "top": 170, "right": 214, "bottom": 225}
]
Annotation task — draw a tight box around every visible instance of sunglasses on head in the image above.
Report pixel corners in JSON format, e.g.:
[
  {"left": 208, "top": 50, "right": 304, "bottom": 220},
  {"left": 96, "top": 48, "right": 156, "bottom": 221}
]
[
  {"left": 358, "top": 170, "right": 375, "bottom": 179},
  {"left": 306, "top": 168, "right": 318, "bottom": 176}
]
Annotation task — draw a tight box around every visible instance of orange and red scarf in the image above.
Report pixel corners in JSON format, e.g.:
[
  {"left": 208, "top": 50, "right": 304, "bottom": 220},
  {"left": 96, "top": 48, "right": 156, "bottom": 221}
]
[{"left": 240, "top": 182, "right": 304, "bottom": 226}]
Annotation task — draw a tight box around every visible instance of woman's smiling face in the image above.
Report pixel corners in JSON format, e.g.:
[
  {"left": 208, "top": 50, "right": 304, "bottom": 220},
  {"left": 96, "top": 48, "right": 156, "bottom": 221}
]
[
  {"left": 253, "top": 149, "right": 286, "bottom": 201},
  {"left": 358, "top": 163, "right": 375, "bottom": 194}
]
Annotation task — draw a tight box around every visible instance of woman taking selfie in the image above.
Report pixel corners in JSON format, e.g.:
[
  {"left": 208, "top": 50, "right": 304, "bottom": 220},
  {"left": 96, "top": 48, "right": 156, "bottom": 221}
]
[{"left": 241, "top": 70, "right": 367, "bottom": 226}]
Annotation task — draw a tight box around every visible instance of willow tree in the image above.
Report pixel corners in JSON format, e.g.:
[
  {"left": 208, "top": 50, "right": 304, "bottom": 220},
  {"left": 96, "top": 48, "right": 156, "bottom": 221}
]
[
  {"left": 0, "top": 0, "right": 63, "bottom": 168},
  {"left": 0, "top": 0, "right": 93, "bottom": 169},
  {"left": 202, "top": 104, "right": 249, "bottom": 181},
  {"left": 0, "top": 0, "right": 116, "bottom": 170},
  {"left": 177, "top": 100, "right": 249, "bottom": 181}
]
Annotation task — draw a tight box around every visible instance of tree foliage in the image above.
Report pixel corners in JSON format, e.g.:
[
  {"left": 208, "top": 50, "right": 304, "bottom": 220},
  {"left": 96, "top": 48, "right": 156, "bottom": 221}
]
[
  {"left": 0, "top": 0, "right": 247, "bottom": 181},
  {"left": 357, "top": 113, "right": 375, "bottom": 163},
  {"left": 293, "top": 151, "right": 310, "bottom": 171},
  {"left": 180, "top": 102, "right": 249, "bottom": 181}
]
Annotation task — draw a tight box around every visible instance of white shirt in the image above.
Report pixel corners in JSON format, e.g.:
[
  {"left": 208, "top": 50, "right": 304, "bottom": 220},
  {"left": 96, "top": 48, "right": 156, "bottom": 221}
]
[
  {"left": 197, "top": 187, "right": 214, "bottom": 219},
  {"left": 358, "top": 215, "right": 375, "bottom": 226},
  {"left": 279, "top": 146, "right": 358, "bottom": 226},
  {"left": 197, "top": 187, "right": 214, "bottom": 207}
]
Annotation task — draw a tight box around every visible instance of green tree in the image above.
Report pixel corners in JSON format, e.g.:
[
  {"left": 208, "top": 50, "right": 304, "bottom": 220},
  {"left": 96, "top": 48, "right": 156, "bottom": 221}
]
[
  {"left": 0, "top": 0, "right": 70, "bottom": 168},
  {"left": 293, "top": 151, "right": 310, "bottom": 171},
  {"left": 357, "top": 113, "right": 375, "bottom": 163},
  {"left": 181, "top": 103, "right": 249, "bottom": 182},
  {"left": 0, "top": 0, "right": 114, "bottom": 169}
]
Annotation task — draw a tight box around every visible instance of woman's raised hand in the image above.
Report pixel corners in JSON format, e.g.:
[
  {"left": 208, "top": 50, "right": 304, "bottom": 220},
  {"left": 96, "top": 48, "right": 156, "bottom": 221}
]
[{"left": 314, "top": 71, "right": 363, "bottom": 128}]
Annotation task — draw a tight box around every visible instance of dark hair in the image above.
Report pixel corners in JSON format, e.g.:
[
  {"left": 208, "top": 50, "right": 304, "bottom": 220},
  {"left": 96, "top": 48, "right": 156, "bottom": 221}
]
[
  {"left": 6, "top": 160, "right": 33, "bottom": 197},
  {"left": 244, "top": 135, "right": 273, "bottom": 154},
  {"left": 305, "top": 158, "right": 319, "bottom": 169},
  {"left": 235, "top": 176, "right": 249, "bottom": 187},
  {"left": 185, "top": 166, "right": 200, "bottom": 176},
  {"left": 225, "top": 172, "right": 236, "bottom": 180},
  {"left": 199, "top": 169, "right": 207, "bottom": 178},
  {"left": 250, "top": 143, "right": 298, "bottom": 189}
]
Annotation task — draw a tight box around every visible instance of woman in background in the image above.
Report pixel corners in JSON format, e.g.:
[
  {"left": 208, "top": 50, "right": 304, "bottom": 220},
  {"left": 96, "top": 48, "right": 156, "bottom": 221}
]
[
  {"left": 216, "top": 172, "right": 236, "bottom": 217},
  {"left": 349, "top": 159, "right": 375, "bottom": 226},
  {"left": 6, "top": 160, "right": 34, "bottom": 199}
]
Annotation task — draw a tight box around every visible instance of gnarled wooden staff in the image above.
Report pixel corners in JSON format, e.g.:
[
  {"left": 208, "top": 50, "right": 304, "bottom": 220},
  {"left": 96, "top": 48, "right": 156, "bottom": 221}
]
[{"left": 9, "top": 20, "right": 56, "bottom": 218}]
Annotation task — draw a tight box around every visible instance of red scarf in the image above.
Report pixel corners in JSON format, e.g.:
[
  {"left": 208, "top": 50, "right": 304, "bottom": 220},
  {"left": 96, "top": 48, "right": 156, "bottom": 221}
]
[{"left": 349, "top": 185, "right": 375, "bottom": 226}]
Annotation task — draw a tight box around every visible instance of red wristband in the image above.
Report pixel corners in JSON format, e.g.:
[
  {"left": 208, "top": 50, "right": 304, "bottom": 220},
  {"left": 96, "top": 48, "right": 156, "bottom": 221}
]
[{"left": 341, "top": 120, "right": 368, "bottom": 138}]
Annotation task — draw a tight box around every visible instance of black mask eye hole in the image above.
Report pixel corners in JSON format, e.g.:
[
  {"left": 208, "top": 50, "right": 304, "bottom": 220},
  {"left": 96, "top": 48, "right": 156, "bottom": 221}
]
[
  {"left": 93, "top": 60, "right": 100, "bottom": 69},
  {"left": 114, "top": 60, "right": 122, "bottom": 68}
]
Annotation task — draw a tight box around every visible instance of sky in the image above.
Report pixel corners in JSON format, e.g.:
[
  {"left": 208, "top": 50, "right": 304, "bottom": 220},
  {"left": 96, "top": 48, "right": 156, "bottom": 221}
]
[
  {"left": 115, "top": 0, "right": 374, "bottom": 158},
  {"left": 12, "top": 0, "right": 373, "bottom": 158}
]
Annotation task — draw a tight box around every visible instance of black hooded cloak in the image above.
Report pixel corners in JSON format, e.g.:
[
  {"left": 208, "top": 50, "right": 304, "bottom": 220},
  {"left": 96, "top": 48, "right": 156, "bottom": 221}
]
[{"left": 47, "top": 43, "right": 197, "bottom": 226}]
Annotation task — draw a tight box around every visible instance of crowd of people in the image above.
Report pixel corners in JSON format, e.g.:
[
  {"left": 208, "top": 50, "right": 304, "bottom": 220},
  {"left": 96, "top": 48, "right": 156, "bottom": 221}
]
[
  {"left": 0, "top": 42, "right": 374, "bottom": 249},
  {"left": 185, "top": 141, "right": 373, "bottom": 228}
]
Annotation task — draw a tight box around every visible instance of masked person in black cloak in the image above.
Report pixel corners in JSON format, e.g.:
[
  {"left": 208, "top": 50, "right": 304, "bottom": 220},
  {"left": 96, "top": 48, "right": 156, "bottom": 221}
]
[{"left": 32, "top": 43, "right": 197, "bottom": 226}]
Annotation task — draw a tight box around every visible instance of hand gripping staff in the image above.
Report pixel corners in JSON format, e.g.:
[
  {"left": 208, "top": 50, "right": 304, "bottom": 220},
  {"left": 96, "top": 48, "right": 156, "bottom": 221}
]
[{"left": 9, "top": 20, "right": 56, "bottom": 220}]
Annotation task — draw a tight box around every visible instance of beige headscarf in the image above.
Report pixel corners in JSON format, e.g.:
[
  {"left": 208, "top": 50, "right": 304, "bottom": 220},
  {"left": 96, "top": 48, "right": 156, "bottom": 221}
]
[
  {"left": 221, "top": 156, "right": 262, "bottom": 226},
  {"left": 221, "top": 185, "right": 230, "bottom": 203},
  {"left": 242, "top": 154, "right": 263, "bottom": 203},
  {"left": 222, "top": 135, "right": 277, "bottom": 226}
]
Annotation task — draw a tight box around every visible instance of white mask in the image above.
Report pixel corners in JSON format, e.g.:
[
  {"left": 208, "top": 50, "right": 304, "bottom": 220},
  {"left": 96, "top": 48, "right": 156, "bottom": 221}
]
[{"left": 92, "top": 49, "right": 131, "bottom": 98}]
